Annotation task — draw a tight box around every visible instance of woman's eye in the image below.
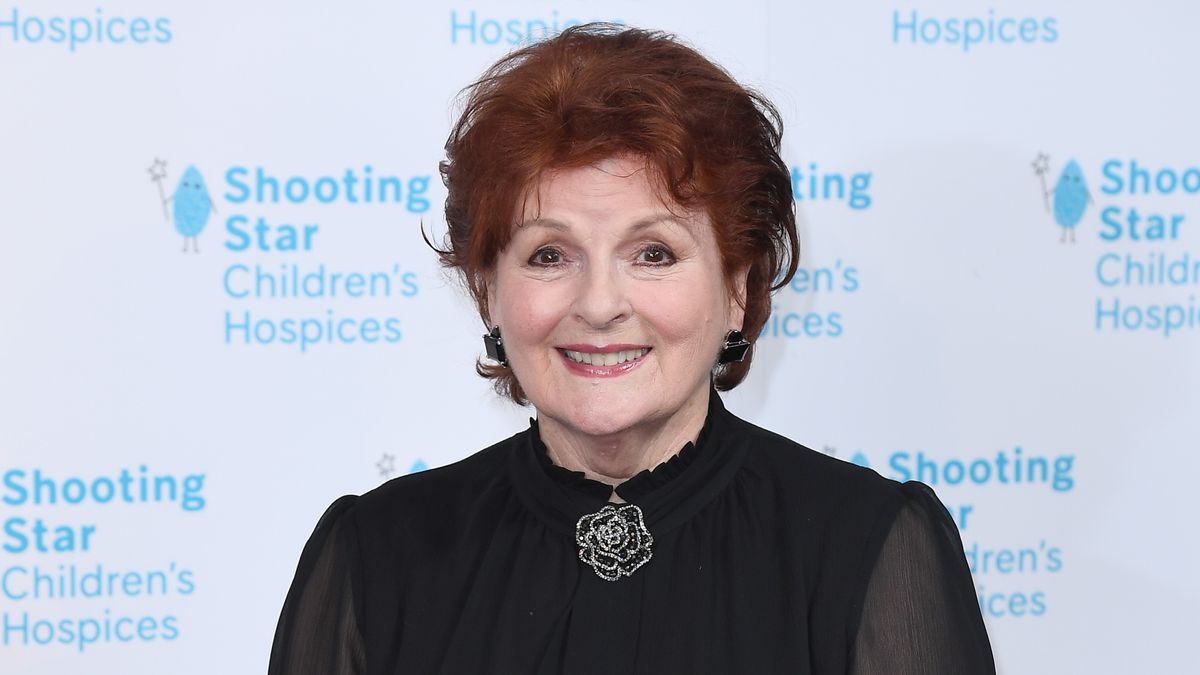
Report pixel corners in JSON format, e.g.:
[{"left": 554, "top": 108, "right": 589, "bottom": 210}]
[
  {"left": 637, "top": 245, "right": 675, "bottom": 265},
  {"left": 529, "top": 247, "right": 563, "bottom": 266}
]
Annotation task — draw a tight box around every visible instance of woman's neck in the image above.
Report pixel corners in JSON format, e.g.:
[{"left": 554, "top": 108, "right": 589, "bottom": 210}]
[{"left": 537, "top": 388, "right": 710, "bottom": 490}]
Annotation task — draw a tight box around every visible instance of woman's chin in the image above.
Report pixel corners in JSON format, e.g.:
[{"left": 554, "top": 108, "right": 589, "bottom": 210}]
[
  {"left": 537, "top": 396, "right": 655, "bottom": 439},
  {"left": 529, "top": 373, "right": 709, "bottom": 441}
]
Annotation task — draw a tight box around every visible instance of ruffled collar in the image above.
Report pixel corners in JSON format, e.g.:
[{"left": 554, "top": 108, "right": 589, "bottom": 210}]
[
  {"left": 509, "top": 387, "right": 745, "bottom": 536},
  {"left": 530, "top": 410, "right": 711, "bottom": 503}
]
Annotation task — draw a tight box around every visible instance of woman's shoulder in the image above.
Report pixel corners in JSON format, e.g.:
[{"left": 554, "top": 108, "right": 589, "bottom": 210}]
[
  {"left": 722, "top": 412, "right": 965, "bottom": 561},
  {"left": 727, "top": 412, "right": 907, "bottom": 514},
  {"left": 724, "top": 415, "right": 970, "bottom": 619},
  {"left": 732, "top": 416, "right": 952, "bottom": 525}
]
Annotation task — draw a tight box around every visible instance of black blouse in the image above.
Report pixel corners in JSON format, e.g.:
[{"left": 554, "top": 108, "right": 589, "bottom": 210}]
[{"left": 269, "top": 391, "right": 995, "bottom": 674}]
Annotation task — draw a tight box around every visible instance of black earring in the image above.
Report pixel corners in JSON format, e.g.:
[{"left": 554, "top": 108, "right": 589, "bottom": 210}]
[
  {"left": 483, "top": 326, "right": 508, "bottom": 366},
  {"left": 717, "top": 330, "right": 751, "bottom": 364}
]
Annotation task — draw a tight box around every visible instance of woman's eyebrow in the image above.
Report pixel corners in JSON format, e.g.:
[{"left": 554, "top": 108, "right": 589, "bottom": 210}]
[
  {"left": 516, "top": 217, "right": 570, "bottom": 231},
  {"left": 632, "top": 213, "right": 693, "bottom": 233},
  {"left": 517, "top": 213, "right": 692, "bottom": 232}
]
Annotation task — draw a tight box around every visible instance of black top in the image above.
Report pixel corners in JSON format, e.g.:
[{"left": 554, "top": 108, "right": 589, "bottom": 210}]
[{"left": 269, "top": 391, "right": 995, "bottom": 674}]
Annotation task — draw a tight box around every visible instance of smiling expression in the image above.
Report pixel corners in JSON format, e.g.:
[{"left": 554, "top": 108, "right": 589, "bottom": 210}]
[{"left": 488, "top": 156, "right": 744, "bottom": 439}]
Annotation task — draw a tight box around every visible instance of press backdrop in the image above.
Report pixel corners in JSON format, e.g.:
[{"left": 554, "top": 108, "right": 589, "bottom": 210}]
[{"left": 2, "top": 1, "right": 1198, "bottom": 673}]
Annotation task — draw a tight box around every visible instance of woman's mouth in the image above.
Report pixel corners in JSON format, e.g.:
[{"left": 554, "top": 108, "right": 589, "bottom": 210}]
[
  {"left": 560, "top": 348, "right": 650, "bottom": 366},
  {"left": 557, "top": 346, "right": 651, "bottom": 377}
]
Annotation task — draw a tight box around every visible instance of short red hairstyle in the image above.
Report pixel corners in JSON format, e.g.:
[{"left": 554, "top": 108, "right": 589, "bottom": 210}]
[{"left": 437, "top": 23, "right": 798, "bottom": 404}]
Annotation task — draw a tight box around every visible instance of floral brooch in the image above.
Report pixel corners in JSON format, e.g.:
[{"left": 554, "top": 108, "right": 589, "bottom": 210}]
[{"left": 575, "top": 503, "right": 654, "bottom": 581}]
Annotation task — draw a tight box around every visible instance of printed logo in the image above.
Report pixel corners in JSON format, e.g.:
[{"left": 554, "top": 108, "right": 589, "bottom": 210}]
[
  {"left": 0, "top": 7, "right": 172, "bottom": 51},
  {"left": 1, "top": 464, "right": 203, "bottom": 649},
  {"left": 847, "top": 444, "right": 1072, "bottom": 619},
  {"left": 758, "top": 161, "right": 872, "bottom": 342},
  {"left": 1031, "top": 152, "right": 1200, "bottom": 336},
  {"left": 892, "top": 9, "right": 1058, "bottom": 52},
  {"left": 139, "top": 158, "right": 428, "bottom": 351},
  {"left": 148, "top": 159, "right": 214, "bottom": 253},
  {"left": 1032, "top": 153, "right": 1091, "bottom": 243}
]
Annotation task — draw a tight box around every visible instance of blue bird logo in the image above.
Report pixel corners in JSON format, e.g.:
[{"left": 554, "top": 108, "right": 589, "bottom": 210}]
[
  {"left": 1032, "top": 153, "right": 1092, "bottom": 243},
  {"left": 147, "top": 158, "right": 218, "bottom": 252}
]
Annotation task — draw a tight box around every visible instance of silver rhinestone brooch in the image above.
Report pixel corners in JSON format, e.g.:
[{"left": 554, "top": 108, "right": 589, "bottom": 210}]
[{"left": 575, "top": 503, "right": 654, "bottom": 581}]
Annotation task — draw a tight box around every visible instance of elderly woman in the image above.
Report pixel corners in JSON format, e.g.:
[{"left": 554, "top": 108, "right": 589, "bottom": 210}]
[{"left": 269, "top": 24, "right": 994, "bottom": 675}]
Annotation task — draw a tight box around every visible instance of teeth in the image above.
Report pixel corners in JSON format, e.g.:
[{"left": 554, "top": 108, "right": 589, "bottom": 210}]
[{"left": 564, "top": 348, "right": 649, "bottom": 366}]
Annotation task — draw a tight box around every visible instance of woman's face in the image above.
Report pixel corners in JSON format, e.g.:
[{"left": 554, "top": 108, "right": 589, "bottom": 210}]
[{"left": 489, "top": 155, "right": 744, "bottom": 439}]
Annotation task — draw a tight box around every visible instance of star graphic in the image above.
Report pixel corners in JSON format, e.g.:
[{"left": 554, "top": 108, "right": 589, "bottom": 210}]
[
  {"left": 1031, "top": 152, "right": 1050, "bottom": 176},
  {"left": 376, "top": 453, "right": 396, "bottom": 477},
  {"left": 147, "top": 158, "right": 167, "bottom": 182}
]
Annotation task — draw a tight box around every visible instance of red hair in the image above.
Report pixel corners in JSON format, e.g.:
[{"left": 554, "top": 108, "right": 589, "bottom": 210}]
[{"left": 436, "top": 23, "right": 798, "bottom": 404}]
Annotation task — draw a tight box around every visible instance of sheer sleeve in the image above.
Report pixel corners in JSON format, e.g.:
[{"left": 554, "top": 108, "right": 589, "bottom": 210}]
[
  {"left": 850, "top": 482, "right": 995, "bottom": 675},
  {"left": 269, "top": 495, "right": 366, "bottom": 675}
]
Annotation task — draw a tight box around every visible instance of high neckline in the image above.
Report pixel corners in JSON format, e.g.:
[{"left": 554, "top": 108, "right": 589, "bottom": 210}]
[
  {"left": 530, "top": 410, "right": 711, "bottom": 503},
  {"left": 508, "top": 388, "right": 748, "bottom": 536}
]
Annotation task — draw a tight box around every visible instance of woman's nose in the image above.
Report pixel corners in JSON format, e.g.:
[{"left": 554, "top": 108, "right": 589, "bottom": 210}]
[{"left": 572, "top": 263, "right": 631, "bottom": 328}]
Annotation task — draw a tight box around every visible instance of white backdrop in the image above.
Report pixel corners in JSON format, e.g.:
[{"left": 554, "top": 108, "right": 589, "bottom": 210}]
[{"left": 2, "top": 1, "right": 1198, "bottom": 673}]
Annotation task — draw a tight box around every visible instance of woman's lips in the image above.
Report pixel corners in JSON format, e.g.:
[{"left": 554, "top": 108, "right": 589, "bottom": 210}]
[{"left": 557, "top": 345, "right": 651, "bottom": 377}]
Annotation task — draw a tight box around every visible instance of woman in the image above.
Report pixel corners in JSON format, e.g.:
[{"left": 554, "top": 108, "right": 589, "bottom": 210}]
[{"left": 269, "top": 24, "right": 995, "bottom": 674}]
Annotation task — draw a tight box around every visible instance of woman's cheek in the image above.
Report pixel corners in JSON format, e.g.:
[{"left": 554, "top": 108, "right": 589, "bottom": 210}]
[
  {"left": 505, "top": 278, "right": 571, "bottom": 334},
  {"left": 633, "top": 281, "right": 719, "bottom": 339}
]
